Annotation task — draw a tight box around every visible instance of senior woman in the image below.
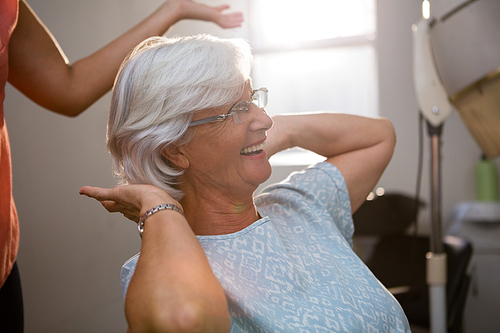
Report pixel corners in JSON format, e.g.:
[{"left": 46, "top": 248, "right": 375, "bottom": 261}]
[{"left": 80, "top": 34, "right": 410, "bottom": 332}]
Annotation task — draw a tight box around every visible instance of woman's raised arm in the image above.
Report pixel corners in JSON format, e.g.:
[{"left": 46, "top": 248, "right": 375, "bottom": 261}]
[
  {"left": 266, "top": 113, "right": 396, "bottom": 213},
  {"left": 79, "top": 185, "right": 231, "bottom": 332}
]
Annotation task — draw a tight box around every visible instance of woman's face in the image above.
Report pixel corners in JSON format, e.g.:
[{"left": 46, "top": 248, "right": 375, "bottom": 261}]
[{"left": 177, "top": 82, "right": 273, "bottom": 197}]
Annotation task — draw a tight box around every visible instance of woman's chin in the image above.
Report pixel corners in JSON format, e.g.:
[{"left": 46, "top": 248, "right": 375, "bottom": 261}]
[
  {"left": 255, "top": 161, "right": 273, "bottom": 187},
  {"left": 241, "top": 158, "right": 272, "bottom": 189}
]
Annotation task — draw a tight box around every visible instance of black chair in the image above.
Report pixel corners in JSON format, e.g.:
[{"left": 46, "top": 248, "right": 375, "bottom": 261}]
[{"left": 353, "top": 193, "right": 473, "bottom": 333}]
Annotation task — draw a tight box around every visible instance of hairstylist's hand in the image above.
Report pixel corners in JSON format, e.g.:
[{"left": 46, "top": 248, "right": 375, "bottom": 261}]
[
  {"left": 79, "top": 184, "right": 182, "bottom": 223},
  {"left": 172, "top": 0, "right": 243, "bottom": 29}
]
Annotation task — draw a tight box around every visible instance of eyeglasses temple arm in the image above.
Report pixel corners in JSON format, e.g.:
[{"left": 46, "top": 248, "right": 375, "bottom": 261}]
[{"left": 189, "top": 114, "right": 228, "bottom": 127}]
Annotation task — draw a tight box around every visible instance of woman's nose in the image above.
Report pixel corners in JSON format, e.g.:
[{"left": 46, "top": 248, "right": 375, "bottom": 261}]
[{"left": 248, "top": 103, "right": 273, "bottom": 132}]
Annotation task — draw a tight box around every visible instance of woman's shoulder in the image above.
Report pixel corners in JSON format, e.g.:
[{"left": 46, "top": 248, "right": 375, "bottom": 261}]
[
  {"left": 255, "top": 161, "right": 353, "bottom": 242},
  {"left": 257, "top": 161, "right": 347, "bottom": 199}
]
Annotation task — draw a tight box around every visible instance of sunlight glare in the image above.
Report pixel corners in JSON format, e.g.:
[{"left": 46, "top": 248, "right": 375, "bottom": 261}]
[{"left": 259, "top": 0, "right": 375, "bottom": 45}]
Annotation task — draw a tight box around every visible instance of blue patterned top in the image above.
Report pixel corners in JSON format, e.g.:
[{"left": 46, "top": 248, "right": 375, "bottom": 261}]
[{"left": 121, "top": 162, "right": 411, "bottom": 332}]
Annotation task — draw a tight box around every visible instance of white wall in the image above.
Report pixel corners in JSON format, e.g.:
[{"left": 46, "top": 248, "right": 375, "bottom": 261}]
[{"left": 4, "top": 0, "right": 499, "bottom": 332}]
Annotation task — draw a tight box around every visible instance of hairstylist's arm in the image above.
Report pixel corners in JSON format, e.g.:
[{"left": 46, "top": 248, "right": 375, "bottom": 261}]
[
  {"left": 79, "top": 185, "right": 231, "bottom": 333},
  {"left": 266, "top": 113, "right": 396, "bottom": 213},
  {"left": 8, "top": 0, "right": 242, "bottom": 117}
]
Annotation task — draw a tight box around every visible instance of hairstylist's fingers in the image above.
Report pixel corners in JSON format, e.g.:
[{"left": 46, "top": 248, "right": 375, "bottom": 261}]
[
  {"left": 214, "top": 4, "right": 230, "bottom": 12},
  {"left": 217, "top": 12, "right": 243, "bottom": 28}
]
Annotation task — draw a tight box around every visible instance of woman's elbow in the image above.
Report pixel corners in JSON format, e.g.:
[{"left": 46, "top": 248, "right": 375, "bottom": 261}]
[
  {"left": 380, "top": 117, "right": 396, "bottom": 144},
  {"left": 378, "top": 117, "right": 397, "bottom": 158},
  {"left": 172, "top": 302, "right": 231, "bottom": 333},
  {"left": 127, "top": 300, "right": 231, "bottom": 333}
]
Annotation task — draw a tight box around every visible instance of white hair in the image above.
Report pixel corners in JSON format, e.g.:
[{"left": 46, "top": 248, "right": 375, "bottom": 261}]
[{"left": 107, "top": 34, "right": 253, "bottom": 200}]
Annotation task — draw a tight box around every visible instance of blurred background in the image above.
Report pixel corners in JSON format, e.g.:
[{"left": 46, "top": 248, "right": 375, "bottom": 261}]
[{"left": 4, "top": 0, "right": 498, "bottom": 331}]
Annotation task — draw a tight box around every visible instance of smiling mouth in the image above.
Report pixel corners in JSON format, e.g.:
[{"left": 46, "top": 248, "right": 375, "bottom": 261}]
[{"left": 240, "top": 142, "right": 266, "bottom": 156}]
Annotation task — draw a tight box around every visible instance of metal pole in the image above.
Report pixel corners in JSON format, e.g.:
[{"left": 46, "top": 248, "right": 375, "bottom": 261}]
[
  {"left": 427, "top": 123, "right": 447, "bottom": 333},
  {"left": 429, "top": 131, "right": 444, "bottom": 253}
]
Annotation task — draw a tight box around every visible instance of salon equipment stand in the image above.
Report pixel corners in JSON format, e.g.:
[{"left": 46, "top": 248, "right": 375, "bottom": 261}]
[{"left": 427, "top": 122, "right": 447, "bottom": 333}]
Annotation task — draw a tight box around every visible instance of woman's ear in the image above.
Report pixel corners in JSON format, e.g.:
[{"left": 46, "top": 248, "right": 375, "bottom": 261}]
[{"left": 161, "top": 145, "right": 190, "bottom": 170}]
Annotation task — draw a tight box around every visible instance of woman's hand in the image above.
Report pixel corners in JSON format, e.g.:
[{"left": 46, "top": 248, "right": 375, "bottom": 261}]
[
  {"left": 79, "top": 184, "right": 181, "bottom": 223},
  {"left": 80, "top": 183, "right": 230, "bottom": 331},
  {"left": 265, "top": 115, "right": 295, "bottom": 158},
  {"left": 81, "top": 183, "right": 232, "bottom": 332}
]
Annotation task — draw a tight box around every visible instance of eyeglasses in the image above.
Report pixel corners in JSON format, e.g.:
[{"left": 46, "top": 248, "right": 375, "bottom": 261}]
[{"left": 189, "top": 87, "right": 268, "bottom": 127}]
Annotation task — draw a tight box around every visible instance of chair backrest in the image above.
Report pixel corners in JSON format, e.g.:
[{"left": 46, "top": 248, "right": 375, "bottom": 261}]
[
  {"left": 352, "top": 192, "right": 423, "bottom": 235},
  {"left": 353, "top": 193, "right": 473, "bottom": 332}
]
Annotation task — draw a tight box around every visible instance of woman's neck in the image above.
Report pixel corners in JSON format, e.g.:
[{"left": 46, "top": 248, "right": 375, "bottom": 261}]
[{"left": 180, "top": 184, "right": 260, "bottom": 236}]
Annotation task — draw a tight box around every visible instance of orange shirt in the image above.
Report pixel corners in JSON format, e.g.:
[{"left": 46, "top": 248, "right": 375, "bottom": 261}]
[{"left": 0, "top": 0, "right": 20, "bottom": 287}]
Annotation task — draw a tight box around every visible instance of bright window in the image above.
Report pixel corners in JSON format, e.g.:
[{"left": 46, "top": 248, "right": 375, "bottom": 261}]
[
  {"left": 249, "top": 0, "right": 378, "bottom": 165},
  {"left": 253, "top": 0, "right": 376, "bottom": 46}
]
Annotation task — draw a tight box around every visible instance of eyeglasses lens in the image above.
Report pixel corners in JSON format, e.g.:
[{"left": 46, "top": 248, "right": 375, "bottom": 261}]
[
  {"left": 231, "top": 88, "right": 268, "bottom": 125},
  {"left": 252, "top": 89, "right": 268, "bottom": 108},
  {"left": 230, "top": 100, "right": 249, "bottom": 124}
]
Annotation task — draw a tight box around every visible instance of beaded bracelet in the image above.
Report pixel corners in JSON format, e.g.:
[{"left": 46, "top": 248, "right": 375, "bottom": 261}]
[{"left": 138, "top": 203, "right": 184, "bottom": 238}]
